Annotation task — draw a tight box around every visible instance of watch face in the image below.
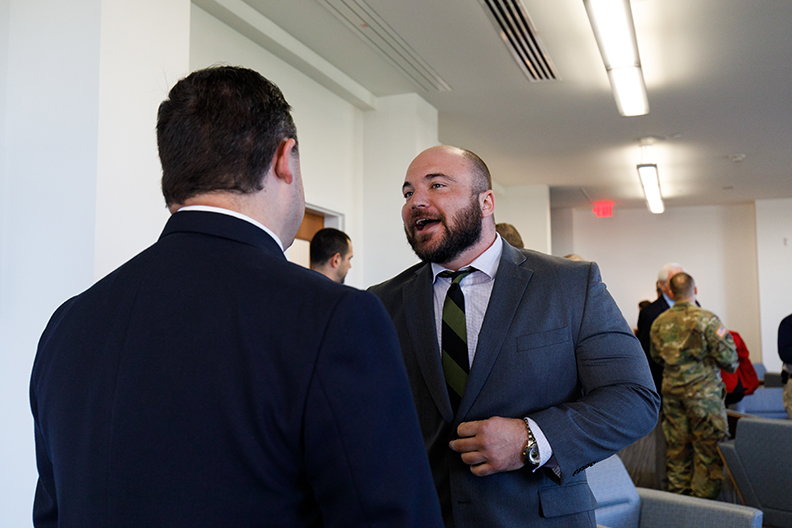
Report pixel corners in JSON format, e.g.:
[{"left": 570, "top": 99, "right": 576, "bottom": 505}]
[{"left": 529, "top": 444, "right": 540, "bottom": 465}]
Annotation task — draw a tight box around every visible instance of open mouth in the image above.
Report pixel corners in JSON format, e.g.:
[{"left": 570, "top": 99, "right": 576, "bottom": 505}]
[{"left": 414, "top": 217, "right": 441, "bottom": 232}]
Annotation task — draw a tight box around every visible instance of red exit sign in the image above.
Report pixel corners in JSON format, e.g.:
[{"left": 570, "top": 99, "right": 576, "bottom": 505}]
[{"left": 592, "top": 201, "right": 614, "bottom": 218}]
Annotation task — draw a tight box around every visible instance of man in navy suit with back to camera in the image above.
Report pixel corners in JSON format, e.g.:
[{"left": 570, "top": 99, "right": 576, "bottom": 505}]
[
  {"left": 30, "top": 66, "right": 442, "bottom": 528},
  {"left": 369, "top": 145, "right": 659, "bottom": 527}
]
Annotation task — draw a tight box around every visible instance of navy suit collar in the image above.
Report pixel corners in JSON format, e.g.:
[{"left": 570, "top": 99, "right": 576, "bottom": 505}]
[{"left": 160, "top": 210, "right": 287, "bottom": 260}]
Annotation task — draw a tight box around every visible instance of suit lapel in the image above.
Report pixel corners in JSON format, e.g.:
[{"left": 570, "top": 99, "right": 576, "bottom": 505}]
[
  {"left": 456, "top": 243, "right": 533, "bottom": 421},
  {"left": 403, "top": 263, "right": 454, "bottom": 423}
]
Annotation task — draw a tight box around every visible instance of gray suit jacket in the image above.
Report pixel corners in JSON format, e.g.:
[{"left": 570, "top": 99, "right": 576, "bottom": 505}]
[{"left": 370, "top": 241, "right": 659, "bottom": 528}]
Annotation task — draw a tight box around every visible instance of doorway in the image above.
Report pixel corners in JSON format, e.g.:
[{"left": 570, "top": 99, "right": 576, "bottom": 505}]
[{"left": 285, "top": 206, "right": 344, "bottom": 268}]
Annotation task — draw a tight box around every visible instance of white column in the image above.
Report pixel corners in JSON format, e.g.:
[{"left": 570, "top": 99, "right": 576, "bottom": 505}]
[
  {"left": 362, "top": 94, "right": 438, "bottom": 287},
  {"left": 494, "top": 184, "right": 552, "bottom": 254}
]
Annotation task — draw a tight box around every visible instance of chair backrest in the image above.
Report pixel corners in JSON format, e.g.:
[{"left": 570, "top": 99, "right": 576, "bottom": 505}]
[
  {"left": 731, "top": 387, "right": 787, "bottom": 419},
  {"left": 724, "top": 417, "right": 792, "bottom": 528},
  {"left": 587, "top": 455, "right": 640, "bottom": 528}
]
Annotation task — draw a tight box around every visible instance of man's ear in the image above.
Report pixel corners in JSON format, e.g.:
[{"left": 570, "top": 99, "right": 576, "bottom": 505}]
[
  {"left": 330, "top": 252, "right": 342, "bottom": 269},
  {"left": 480, "top": 190, "right": 495, "bottom": 218},
  {"left": 273, "top": 138, "right": 298, "bottom": 184}
]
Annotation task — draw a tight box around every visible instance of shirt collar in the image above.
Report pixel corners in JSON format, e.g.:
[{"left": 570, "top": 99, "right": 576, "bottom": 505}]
[
  {"left": 175, "top": 205, "right": 284, "bottom": 251},
  {"left": 431, "top": 233, "right": 503, "bottom": 282},
  {"left": 662, "top": 291, "right": 675, "bottom": 307}
]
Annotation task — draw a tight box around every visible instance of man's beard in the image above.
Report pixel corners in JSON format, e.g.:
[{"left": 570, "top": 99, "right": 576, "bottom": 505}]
[{"left": 405, "top": 196, "right": 483, "bottom": 264}]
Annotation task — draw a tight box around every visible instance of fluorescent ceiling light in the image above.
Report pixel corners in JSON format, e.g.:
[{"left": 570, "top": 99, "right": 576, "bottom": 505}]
[
  {"left": 608, "top": 67, "right": 649, "bottom": 116},
  {"left": 637, "top": 163, "right": 664, "bottom": 213},
  {"left": 583, "top": 0, "right": 649, "bottom": 116}
]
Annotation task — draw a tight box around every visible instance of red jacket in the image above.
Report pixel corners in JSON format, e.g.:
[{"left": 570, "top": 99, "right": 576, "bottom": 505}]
[{"left": 721, "top": 331, "right": 760, "bottom": 395}]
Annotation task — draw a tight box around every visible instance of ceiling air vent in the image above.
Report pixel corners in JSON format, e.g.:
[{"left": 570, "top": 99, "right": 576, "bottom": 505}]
[
  {"left": 319, "top": 0, "right": 452, "bottom": 92},
  {"left": 478, "top": 0, "right": 558, "bottom": 82}
]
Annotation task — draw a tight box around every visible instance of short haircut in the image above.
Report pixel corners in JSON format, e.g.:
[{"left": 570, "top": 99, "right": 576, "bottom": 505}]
[
  {"left": 495, "top": 223, "right": 524, "bottom": 248},
  {"left": 669, "top": 272, "right": 695, "bottom": 297},
  {"left": 460, "top": 148, "right": 492, "bottom": 194},
  {"left": 158, "top": 66, "right": 298, "bottom": 207},
  {"left": 310, "top": 228, "right": 351, "bottom": 266}
]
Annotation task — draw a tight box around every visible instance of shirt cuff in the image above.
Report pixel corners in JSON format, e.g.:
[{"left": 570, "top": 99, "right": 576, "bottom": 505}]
[{"left": 526, "top": 417, "right": 554, "bottom": 470}]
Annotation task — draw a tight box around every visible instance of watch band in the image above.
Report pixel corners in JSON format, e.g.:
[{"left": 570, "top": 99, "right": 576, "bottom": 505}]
[{"left": 521, "top": 417, "right": 540, "bottom": 468}]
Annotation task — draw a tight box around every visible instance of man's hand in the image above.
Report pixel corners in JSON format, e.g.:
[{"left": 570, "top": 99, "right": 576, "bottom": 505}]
[{"left": 448, "top": 416, "right": 527, "bottom": 476}]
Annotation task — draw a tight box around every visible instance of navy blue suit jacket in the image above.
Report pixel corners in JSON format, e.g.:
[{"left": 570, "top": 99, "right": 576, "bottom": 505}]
[
  {"left": 370, "top": 241, "right": 659, "bottom": 528},
  {"left": 31, "top": 211, "right": 442, "bottom": 528},
  {"left": 636, "top": 296, "right": 671, "bottom": 393}
]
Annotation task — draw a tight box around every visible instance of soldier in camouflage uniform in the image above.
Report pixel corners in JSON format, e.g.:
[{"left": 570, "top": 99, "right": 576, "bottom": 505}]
[{"left": 650, "top": 272, "right": 737, "bottom": 499}]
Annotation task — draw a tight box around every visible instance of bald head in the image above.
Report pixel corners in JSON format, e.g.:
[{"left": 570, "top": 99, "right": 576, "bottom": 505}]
[
  {"left": 412, "top": 145, "right": 492, "bottom": 195},
  {"left": 669, "top": 272, "right": 696, "bottom": 302}
]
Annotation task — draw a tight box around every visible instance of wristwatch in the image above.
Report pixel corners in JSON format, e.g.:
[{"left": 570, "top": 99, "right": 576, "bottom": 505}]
[{"left": 521, "top": 417, "right": 540, "bottom": 469}]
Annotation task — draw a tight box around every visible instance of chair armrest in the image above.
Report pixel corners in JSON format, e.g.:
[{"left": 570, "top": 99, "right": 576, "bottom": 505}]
[{"left": 636, "top": 488, "right": 762, "bottom": 528}]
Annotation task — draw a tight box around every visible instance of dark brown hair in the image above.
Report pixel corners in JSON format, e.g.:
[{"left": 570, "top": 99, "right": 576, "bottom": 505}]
[
  {"left": 310, "top": 228, "right": 351, "bottom": 266},
  {"left": 157, "top": 66, "right": 297, "bottom": 207}
]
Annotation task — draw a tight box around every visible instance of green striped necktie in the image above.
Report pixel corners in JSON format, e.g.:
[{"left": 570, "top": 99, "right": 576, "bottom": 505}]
[{"left": 438, "top": 267, "right": 476, "bottom": 414}]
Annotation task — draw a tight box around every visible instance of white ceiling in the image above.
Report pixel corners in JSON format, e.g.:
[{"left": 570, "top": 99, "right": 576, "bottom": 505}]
[{"left": 218, "top": 0, "right": 792, "bottom": 210}]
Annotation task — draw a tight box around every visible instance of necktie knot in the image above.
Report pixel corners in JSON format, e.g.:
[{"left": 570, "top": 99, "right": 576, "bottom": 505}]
[{"left": 439, "top": 267, "right": 476, "bottom": 285}]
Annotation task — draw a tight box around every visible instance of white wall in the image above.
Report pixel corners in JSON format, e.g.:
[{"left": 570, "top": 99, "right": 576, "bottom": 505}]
[
  {"left": 1, "top": 1, "right": 190, "bottom": 526},
  {"left": 494, "top": 184, "right": 551, "bottom": 254},
  {"left": 0, "top": 0, "right": 8, "bottom": 301},
  {"left": 0, "top": 0, "right": 13, "bottom": 518},
  {"left": 551, "top": 207, "right": 574, "bottom": 257},
  {"left": 362, "top": 94, "right": 439, "bottom": 287},
  {"left": 755, "top": 198, "right": 792, "bottom": 372},
  {"left": 1, "top": 1, "right": 103, "bottom": 525},
  {"left": 94, "top": 0, "right": 190, "bottom": 279},
  {"left": 567, "top": 203, "right": 762, "bottom": 362}
]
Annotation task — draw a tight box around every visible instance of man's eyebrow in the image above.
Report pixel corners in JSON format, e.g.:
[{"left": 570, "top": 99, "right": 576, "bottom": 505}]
[
  {"left": 426, "top": 173, "right": 452, "bottom": 181},
  {"left": 403, "top": 173, "right": 454, "bottom": 191}
]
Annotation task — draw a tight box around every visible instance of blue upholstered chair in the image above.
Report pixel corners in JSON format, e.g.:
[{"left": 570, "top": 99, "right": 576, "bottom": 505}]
[
  {"left": 729, "top": 363, "right": 788, "bottom": 418},
  {"left": 718, "top": 416, "right": 792, "bottom": 528},
  {"left": 587, "top": 454, "right": 762, "bottom": 528},
  {"left": 727, "top": 362, "right": 787, "bottom": 419},
  {"left": 730, "top": 386, "right": 787, "bottom": 419}
]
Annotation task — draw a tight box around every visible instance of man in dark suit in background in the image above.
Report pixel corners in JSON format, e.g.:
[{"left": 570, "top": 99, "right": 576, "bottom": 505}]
[
  {"left": 624, "top": 263, "right": 685, "bottom": 490},
  {"left": 370, "top": 145, "right": 659, "bottom": 528},
  {"left": 636, "top": 262, "right": 685, "bottom": 392},
  {"left": 30, "top": 66, "right": 442, "bottom": 528}
]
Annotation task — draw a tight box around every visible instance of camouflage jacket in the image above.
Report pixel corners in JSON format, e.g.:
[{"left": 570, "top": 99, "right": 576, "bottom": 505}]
[{"left": 650, "top": 302, "right": 738, "bottom": 399}]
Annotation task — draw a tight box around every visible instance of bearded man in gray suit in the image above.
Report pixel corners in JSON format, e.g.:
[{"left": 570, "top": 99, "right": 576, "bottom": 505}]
[{"left": 369, "top": 145, "right": 659, "bottom": 528}]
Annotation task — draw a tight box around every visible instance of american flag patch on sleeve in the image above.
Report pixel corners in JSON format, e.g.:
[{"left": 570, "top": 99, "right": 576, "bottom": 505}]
[{"left": 716, "top": 325, "right": 727, "bottom": 338}]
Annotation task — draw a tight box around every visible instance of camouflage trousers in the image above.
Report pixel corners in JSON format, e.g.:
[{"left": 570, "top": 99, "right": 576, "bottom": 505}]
[{"left": 661, "top": 395, "right": 728, "bottom": 499}]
